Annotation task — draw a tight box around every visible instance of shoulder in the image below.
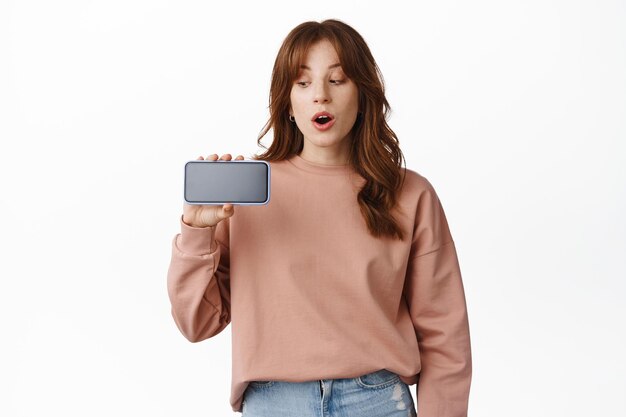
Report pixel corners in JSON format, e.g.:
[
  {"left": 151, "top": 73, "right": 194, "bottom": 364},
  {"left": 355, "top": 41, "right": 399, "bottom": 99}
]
[
  {"left": 265, "top": 158, "right": 292, "bottom": 173},
  {"left": 400, "top": 167, "right": 455, "bottom": 246},
  {"left": 400, "top": 167, "right": 439, "bottom": 199},
  {"left": 398, "top": 167, "right": 450, "bottom": 225}
]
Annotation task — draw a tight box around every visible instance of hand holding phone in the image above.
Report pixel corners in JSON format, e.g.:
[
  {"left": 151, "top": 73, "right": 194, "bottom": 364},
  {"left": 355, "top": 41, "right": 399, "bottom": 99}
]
[{"left": 182, "top": 153, "right": 245, "bottom": 228}]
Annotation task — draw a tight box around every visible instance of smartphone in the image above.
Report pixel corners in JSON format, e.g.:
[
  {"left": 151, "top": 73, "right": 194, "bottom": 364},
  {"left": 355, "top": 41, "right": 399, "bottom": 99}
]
[{"left": 184, "top": 160, "right": 271, "bottom": 205}]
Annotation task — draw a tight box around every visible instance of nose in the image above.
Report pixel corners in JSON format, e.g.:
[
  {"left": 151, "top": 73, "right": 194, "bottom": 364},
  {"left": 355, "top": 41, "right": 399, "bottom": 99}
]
[{"left": 313, "top": 82, "right": 331, "bottom": 104}]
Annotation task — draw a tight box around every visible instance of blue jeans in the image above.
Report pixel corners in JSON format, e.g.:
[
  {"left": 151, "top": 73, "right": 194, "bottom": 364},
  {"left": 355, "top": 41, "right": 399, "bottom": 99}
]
[{"left": 241, "top": 369, "right": 417, "bottom": 417}]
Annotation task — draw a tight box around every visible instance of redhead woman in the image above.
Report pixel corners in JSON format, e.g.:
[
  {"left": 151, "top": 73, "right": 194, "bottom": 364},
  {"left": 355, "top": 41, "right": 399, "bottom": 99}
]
[{"left": 167, "top": 19, "right": 472, "bottom": 417}]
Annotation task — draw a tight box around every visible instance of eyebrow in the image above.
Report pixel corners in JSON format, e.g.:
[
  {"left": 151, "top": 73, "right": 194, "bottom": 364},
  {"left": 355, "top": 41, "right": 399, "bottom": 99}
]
[{"left": 299, "top": 63, "right": 342, "bottom": 70}]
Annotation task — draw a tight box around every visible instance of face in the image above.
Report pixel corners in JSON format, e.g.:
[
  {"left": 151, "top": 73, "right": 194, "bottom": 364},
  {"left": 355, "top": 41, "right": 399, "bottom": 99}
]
[{"left": 289, "top": 39, "right": 359, "bottom": 155}]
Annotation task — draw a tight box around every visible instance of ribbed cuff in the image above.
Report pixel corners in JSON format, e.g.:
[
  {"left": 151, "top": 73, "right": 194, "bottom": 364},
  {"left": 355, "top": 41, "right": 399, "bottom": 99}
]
[{"left": 178, "top": 214, "right": 217, "bottom": 255}]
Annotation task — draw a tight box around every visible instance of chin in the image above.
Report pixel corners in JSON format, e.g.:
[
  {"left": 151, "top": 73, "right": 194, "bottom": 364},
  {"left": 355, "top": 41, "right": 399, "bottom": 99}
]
[
  {"left": 308, "top": 137, "right": 344, "bottom": 148},
  {"left": 308, "top": 131, "right": 349, "bottom": 144}
]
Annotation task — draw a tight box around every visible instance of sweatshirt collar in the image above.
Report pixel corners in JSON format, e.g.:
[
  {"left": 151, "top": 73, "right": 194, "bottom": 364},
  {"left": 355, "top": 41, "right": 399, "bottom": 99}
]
[{"left": 287, "top": 154, "right": 354, "bottom": 176}]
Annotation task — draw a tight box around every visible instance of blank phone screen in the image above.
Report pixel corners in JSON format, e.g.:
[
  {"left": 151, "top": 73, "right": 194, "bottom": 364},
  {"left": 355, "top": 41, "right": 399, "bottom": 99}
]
[{"left": 184, "top": 161, "right": 270, "bottom": 204}]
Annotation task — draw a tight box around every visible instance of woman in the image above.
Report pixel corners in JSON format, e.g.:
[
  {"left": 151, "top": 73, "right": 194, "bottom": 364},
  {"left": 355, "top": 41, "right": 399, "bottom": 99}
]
[{"left": 167, "top": 19, "right": 472, "bottom": 417}]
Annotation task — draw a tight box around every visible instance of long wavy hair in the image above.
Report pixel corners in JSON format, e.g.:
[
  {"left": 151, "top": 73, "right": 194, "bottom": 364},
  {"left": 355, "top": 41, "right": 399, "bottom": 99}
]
[{"left": 252, "top": 19, "right": 407, "bottom": 240}]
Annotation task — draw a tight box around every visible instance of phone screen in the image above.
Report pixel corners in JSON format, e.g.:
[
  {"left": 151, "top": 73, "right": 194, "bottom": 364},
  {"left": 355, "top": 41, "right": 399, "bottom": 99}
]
[{"left": 184, "top": 160, "right": 270, "bottom": 205}]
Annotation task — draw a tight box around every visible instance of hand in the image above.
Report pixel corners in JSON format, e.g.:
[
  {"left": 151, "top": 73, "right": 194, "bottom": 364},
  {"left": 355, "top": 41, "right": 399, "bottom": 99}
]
[{"left": 182, "top": 153, "right": 245, "bottom": 228}]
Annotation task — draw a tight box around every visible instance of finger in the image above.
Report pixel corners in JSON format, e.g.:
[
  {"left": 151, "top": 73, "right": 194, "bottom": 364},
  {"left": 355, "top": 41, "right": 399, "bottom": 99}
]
[
  {"left": 197, "top": 155, "right": 204, "bottom": 160},
  {"left": 235, "top": 155, "right": 244, "bottom": 160},
  {"left": 219, "top": 153, "right": 233, "bottom": 161},
  {"left": 206, "top": 153, "right": 218, "bottom": 160}
]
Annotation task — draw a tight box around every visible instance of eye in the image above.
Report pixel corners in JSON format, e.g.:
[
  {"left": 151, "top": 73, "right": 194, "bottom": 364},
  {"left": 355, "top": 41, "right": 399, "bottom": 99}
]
[
  {"left": 295, "top": 81, "right": 309, "bottom": 87},
  {"left": 330, "top": 79, "right": 344, "bottom": 84}
]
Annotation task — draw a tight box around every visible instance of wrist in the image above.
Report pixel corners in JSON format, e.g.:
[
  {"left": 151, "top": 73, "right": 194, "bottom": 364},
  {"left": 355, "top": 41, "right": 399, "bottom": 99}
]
[{"left": 181, "top": 215, "right": 205, "bottom": 228}]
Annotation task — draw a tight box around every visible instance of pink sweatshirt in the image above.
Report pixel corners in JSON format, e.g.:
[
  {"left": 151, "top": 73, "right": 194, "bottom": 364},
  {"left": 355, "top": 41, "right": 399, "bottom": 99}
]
[{"left": 167, "top": 154, "right": 472, "bottom": 415}]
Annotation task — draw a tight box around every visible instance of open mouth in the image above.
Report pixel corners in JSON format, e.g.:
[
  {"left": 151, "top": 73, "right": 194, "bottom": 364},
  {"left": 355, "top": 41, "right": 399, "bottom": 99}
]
[
  {"left": 311, "top": 112, "right": 336, "bottom": 131},
  {"left": 315, "top": 115, "right": 332, "bottom": 125}
]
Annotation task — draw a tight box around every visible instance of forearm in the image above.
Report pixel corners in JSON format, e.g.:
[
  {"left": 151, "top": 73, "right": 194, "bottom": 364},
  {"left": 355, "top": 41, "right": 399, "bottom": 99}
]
[{"left": 166, "top": 217, "right": 231, "bottom": 342}]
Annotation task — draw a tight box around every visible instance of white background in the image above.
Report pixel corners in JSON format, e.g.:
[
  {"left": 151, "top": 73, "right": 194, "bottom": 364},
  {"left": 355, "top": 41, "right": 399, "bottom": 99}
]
[{"left": 1, "top": 1, "right": 625, "bottom": 416}]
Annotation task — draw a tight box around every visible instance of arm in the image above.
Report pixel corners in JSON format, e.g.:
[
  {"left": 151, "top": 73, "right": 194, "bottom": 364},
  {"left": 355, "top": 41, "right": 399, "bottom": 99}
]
[
  {"left": 402, "top": 179, "right": 472, "bottom": 417},
  {"left": 166, "top": 214, "right": 232, "bottom": 342}
]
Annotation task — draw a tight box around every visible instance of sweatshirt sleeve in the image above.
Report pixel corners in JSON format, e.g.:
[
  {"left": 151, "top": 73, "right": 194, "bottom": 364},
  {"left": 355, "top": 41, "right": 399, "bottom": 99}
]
[
  {"left": 402, "top": 178, "right": 472, "bottom": 417},
  {"left": 166, "top": 214, "right": 231, "bottom": 343}
]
